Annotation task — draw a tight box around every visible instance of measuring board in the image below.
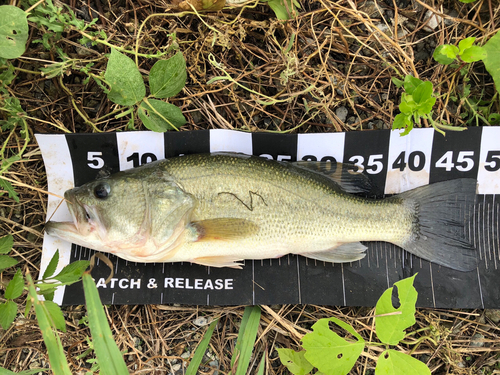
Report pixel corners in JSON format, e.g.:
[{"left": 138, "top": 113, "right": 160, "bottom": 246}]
[{"left": 36, "top": 127, "right": 500, "bottom": 308}]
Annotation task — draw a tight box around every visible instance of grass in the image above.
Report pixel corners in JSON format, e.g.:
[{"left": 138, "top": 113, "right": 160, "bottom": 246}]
[{"left": 1, "top": 0, "right": 500, "bottom": 373}]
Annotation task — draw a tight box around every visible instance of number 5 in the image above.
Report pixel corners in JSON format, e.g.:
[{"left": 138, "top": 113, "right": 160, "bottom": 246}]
[{"left": 87, "top": 151, "right": 104, "bottom": 169}]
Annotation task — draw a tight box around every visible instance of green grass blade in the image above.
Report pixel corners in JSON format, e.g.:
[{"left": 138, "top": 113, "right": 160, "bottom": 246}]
[
  {"left": 82, "top": 272, "right": 129, "bottom": 374},
  {"left": 26, "top": 272, "right": 72, "bottom": 375},
  {"left": 231, "top": 306, "right": 261, "bottom": 375},
  {"left": 256, "top": 352, "right": 266, "bottom": 375},
  {"left": 185, "top": 318, "right": 218, "bottom": 375}
]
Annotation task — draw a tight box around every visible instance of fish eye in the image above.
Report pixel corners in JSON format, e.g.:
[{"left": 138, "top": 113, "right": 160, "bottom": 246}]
[{"left": 94, "top": 182, "right": 110, "bottom": 199}]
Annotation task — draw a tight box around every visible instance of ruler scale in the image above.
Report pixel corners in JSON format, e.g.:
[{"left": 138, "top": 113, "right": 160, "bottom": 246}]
[{"left": 37, "top": 128, "right": 500, "bottom": 308}]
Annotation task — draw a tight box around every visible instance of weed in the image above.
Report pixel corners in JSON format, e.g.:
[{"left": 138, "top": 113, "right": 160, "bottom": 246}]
[{"left": 278, "top": 275, "right": 431, "bottom": 375}]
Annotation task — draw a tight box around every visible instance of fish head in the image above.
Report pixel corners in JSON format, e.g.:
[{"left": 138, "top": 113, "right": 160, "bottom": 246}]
[{"left": 46, "top": 167, "right": 196, "bottom": 260}]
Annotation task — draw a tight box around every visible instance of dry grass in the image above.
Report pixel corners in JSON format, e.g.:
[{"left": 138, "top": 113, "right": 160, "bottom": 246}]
[{"left": 1, "top": 0, "right": 500, "bottom": 373}]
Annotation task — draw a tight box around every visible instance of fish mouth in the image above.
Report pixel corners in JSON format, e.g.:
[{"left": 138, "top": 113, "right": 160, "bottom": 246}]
[{"left": 45, "top": 190, "right": 92, "bottom": 239}]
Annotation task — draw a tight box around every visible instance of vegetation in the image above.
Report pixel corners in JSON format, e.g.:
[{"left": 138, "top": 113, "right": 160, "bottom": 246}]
[{"left": 1, "top": 0, "right": 500, "bottom": 374}]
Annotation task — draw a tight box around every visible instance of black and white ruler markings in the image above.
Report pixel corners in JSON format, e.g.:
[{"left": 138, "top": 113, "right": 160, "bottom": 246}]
[{"left": 36, "top": 127, "right": 500, "bottom": 308}]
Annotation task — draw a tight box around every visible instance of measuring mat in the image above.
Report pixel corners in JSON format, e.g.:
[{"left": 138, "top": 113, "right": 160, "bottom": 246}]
[{"left": 36, "top": 128, "right": 500, "bottom": 308}]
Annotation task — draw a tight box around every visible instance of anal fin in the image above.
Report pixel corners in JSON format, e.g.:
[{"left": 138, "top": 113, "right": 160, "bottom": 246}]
[
  {"left": 304, "top": 242, "right": 367, "bottom": 263},
  {"left": 193, "top": 256, "right": 245, "bottom": 269}
]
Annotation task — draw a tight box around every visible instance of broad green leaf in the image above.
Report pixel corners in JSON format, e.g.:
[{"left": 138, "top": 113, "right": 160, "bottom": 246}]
[
  {"left": 277, "top": 349, "right": 314, "bottom": 375},
  {"left": 0, "top": 301, "right": 17, "bottom": 329},
  {"left": 403, "top": 75, "right": 423, "bottom": 94},
  {"left": 104, "top": 49, "right": 145, "bottom": 106},
  {"left": 185, "top": 319, "right": 218, "bottom": 375},
  {"left": 5, "top": 269, "right": 23, "bottom": 300},
  {"left": 0, "top": 255, "right": 18, "bottom": 272},
  {"left": 302, "top": 317, "right": 365, "bottom": 375},
  {"left": 392, "top": 113, "right": 413, "bottom": 136},
  {"left": 54, "top": 260, "right": 89, "bottom": 283},
  {"left": 375, "top": 275, "right": 418, "bottom": 345},
  {"left": 82, "top": 272, "right": 129, "bottom": 374},
  {"left": 26, "top": 272, "right": 72, "bottom": 375},
  {"left": 0, "top": 178, "right": 20, "bottom": 203},
  {"left": 138, "top": 99, "right": 186, "bottom": 131},
  {"left": 149, "top": 52, "right": 187, "bottom": 98},
  {"left": 458, "top": 37, "right": 476, "bottom": 55},
  {"left": 458, "top": 0, "right": 476, "bottom": 3},
  {"left": 416, "top": 97, "right": 436, "bottom": 116},
  {"left": 460, "top": 46, "right": 487, "bottom": 63},
  {"left": 399, "top": 94, "right": 415, "bottom": 114},
  {"left": 44, "top": 300, "right": 66, "bottom": 332},
  {"left": 412, "top": 81, "right": 433, "bottom": 105},
  {"left": 375, "top": 350, "right": 431, "bottom": 375},
  {"left": 264, "top": 0, "right": 301, "bottom": 20},
  {"left": 0, "top": 234, "right": 13, "bottom": 254},
  {"left": 483, "top": 31, "right": 500, "bottom": 91},
  {"left": 43, "top": 250, "right": 60, "bottom": 279},
  {"left": 231, "top": 306, "right": 261, "bottom": 375},
  {"left": 433, "top": 45, "right": 458, "bottom": 65},
  {"left": 0, "top": 5, "right": 29, "bottom": 59}
]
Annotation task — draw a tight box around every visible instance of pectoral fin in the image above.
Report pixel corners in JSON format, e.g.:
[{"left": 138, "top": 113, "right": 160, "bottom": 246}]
[
  {"left": 193, "top": 256, "right": 244, "bottom": 268},
  {"left": 304, "top": 242, "right": 367, "bottom": 263},
  {"left": 192, "top": 218, "right": 259, "bottom": 241}
]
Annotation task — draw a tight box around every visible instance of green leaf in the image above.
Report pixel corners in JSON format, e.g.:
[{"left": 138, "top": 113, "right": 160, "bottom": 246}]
[
  {"left": 416, "top": 97, "right": 436, "bottom": 116},
  {"left": 392, "top": 113, "right": 413, "bottom": 136},
  {"left": 104, "top": 49, "right": 145, "bottom": 106},
  {"left": 375, "top": 350, "right": 431, "bottom": 375},
  {"left": 0, "top": 5, "right": 29, "bottom": 59},
  {"left": 0, "top": 301, "right": 17, "bottom": 329},
  {"left": 263, "top": 0, "right": 301, "bottom": 20},
  {"left": 460, "top": 46, "right": 487, "bottom": 63},
  {"left": 231, "top": 306, "right": 261, "bottom": 375},
  {"left": 433, "top": 45, "right": 458, "bottom": 65},
  {"left": 54, "top": 260, "right": 90, "bottom": 283},
  {"left": 458, "top": 37, "right": 476, "bottom": 55},
  {"left": 412, "top": 81, "right": 433, "bottom": 105},
  {"left": 0, "top": 255, "right": 18, "bottom": 272},
  {"left": 82, "top": 272, "right": 129, "bottom": 374},
  {"left": 403, "top": 75, "right": 423, "bottom": 94},
  {"left": 458, "top": 0, "right": 476, "bottom": 3},
  {"left": 0, "top": 178, "right": 20, "bottom": 203},
  {"left": 483, "top": 31, "right": 500, "bottom": 91},
  {"left": 185, "top": 319, "right": 218, "bottom": 375},
  {"left": 0, "top": 234, "right": 13, "bottom": 254},
  {"left": 391, "top": 77, "right": 404, "bottom": 88},
  {"left": 149, "top": 52, "right": 187, "bottom": 99},
  {"left": 5, "top": 269, "right": 23, "bottom": 300},
  {"left": 277, "top": 349, "right": 314, "bottom": 375},
  {"left": 26, "top": 272, "right": 72, "bottom": 374},
  {"left": 44, "top": 300, "right": 66, "bottom": 332},
  {"left": 375, "top": 275, "right": 418, "bottom": 345},
  {"left": 138, "top": 98, "right": 186, "bottom": 131},
  {"left": 0, "top": 62, "right": 16, "bottom": 85},
  {"left": 302, "top": 317, "right": 365, "bottom": 375},
  {"left": 399, "top": 93, "right": 415, "bottom": 114},
  {"left": 43, "top": 250, "right": 60, "bottom": 279}
]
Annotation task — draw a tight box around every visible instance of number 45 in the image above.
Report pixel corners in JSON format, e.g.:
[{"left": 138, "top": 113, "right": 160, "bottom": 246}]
[{"left": 435, "top": 151, "right": 474, "bottom": 172}]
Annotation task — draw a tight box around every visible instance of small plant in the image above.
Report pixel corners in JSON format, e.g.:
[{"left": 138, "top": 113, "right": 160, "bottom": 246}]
[
  {"left": 278, "top": 275, "right": 431, "bottom": 375},
  {"left": 433, "top": 37, "right": 486, "bottom": 66},
  {"left": 0, "top": 235, "right": 90, "bottom": 331},
  {"left": 100, "top": 48, "right": 187, "bottom": 131}
]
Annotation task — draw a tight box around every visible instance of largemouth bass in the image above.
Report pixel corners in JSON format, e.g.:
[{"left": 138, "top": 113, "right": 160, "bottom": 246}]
[{"left": 45, "top": 153, "right": 478, "bottom": 271}]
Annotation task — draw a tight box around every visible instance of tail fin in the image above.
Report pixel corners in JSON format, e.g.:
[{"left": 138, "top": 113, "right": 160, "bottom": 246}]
[{"left": 397, "top": 179, "right": 478, "bottom": 272}]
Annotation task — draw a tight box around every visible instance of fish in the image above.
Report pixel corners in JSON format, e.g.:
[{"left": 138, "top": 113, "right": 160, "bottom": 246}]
[{"left": 45, "top": 153, "right": 478, "bottom": 271}]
